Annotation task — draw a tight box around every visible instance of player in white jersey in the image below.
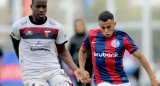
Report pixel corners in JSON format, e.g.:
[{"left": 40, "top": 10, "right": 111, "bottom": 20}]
[{"left": 10, "top": 0, "right": 91, "bottom": 86}]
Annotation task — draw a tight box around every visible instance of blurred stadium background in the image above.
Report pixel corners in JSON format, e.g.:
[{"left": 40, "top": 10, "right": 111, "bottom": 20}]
[{"left": 0, "top": 0, "right": 160, "bottom": 86}]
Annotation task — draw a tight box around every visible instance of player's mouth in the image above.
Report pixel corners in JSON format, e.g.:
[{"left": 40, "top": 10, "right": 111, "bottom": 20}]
[
  {"left": 105, "top": 34, "right": 110, "bottom": 38},
  {"left": 38, "top": 14, "right": 45, "bottom": 18},
  {"left": 106, "top": 34, "right": 110, "bottom": 36}
]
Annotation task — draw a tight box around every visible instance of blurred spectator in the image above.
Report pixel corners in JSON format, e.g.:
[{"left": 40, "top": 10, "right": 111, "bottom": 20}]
[
  {"left": 0, "top": 46, "right": 4, "bottom": 86},
  {"left": 0, "top": 47, "right": 4, "bottom": 66},
  {"left": 69, "top": 19, "right": 92, "bottom": 86}
]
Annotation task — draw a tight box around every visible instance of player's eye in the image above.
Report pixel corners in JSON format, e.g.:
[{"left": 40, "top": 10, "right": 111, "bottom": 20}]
[
  {"left": 101, "top": 26, "right": 105, "bottom": 29},
  {"left": 42, "top": 5, "right": 46, "bottom": 8},
  {"left": 106, "top": 25, "right": 111, "bottom": 29},
  {"left": 35, "top": 5, "right": 40, "bottom": 8}
]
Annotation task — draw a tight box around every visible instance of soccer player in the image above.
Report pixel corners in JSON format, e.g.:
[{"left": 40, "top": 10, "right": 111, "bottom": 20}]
[
  {"left": 10, "top": 0, "right": 89, "bottom": 86},
  {"left": 79, "top": 11, "right": 160, "bottom": 86}
]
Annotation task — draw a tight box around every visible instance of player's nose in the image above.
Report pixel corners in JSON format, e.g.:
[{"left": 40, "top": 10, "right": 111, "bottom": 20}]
[
  {"left": 39, "top": 7, "right": 45, "bottom": 12},
  {"left": 105, "top": 28, "right": 109, "bottom": 33}
]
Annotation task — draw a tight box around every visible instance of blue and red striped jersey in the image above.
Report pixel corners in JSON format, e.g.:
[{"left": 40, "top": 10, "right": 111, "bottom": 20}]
[{"left": 82, "top": 29, "right": 138, "bottom": 85}]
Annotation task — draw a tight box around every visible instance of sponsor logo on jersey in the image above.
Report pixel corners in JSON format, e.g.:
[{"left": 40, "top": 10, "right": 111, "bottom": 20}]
[
  {"left": 94, "top": 52, "right": 118, "bottom": 57},
  {"left": 26, "top": 31, "right": 33, "bottom": 35},
  {"left": 92, "top": 41, "right": 96, "bottom": 44},
  {"left": 111, "top": 39, "right": 120, "bottom": 48},
  {"left": 44, "top": 30, "right": 51, "bottom": 37},
  {"left": 30, "top": 48, "right": 50, "bottom": 52}
]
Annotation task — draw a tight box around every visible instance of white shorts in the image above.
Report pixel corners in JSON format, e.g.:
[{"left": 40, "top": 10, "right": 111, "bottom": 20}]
[
  {"left": 23, "top": 69, "right": 72, "bottom": 86},
  {"left": 97, "top": 82, "right": 131, "bottom": 86}
]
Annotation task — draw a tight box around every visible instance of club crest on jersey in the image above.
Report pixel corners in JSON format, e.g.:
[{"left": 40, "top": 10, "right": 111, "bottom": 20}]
[
  {"left": 111, "top": 39, "right": 120, "bottom": 48},
  {"left": 44, "top": 30, "right": 51, "bottom": 37}
]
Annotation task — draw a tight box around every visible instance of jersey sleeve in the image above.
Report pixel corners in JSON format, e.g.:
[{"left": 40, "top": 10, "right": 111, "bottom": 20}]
[
  {"left": 123, "top": 34, "right": 138, "bottom": 54},
  {"left": 82, "top": 34, "right": 90, "bottom": 50},
  {"left": 10, "top": 23, "right": 21, "bottom": 40},
  {"left": 55, "top": 26, "right": 68, "bottom": 45}
]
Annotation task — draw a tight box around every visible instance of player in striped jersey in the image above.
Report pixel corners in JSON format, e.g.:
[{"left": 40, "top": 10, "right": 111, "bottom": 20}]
[{"left": 79, "top": 11, "right": 160, "bottom": 86}]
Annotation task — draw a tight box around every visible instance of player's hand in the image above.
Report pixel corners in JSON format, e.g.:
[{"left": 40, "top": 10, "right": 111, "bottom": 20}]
[
  {"left": 73, "top": 69, "right": 83, "bottom": 82},
  {"left": 150, "top": 77, "right": 160, "bottom": 86},
  {"left": 79, "top": 69, "right": 91, "bottom": 84}
]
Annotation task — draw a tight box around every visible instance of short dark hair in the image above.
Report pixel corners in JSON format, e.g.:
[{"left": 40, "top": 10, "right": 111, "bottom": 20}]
[
  {"left": 32, "top": 0, "right": 48, "bottom": 4},
  {"left": 98, "top": 11, "right": 114, "bottom": 22}
]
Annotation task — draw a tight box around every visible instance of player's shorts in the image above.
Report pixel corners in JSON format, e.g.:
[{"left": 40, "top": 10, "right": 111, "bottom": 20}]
[
  {"left": 97, "top": 82, "right": 131, "bottom": 86},
  {"left": 23, "top": 69, "right": 73, "bottom": 86}
]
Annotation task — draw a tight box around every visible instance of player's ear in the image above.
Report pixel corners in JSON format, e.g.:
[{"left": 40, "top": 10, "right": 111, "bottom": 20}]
[
  {"left": 30, "top": 4, "right": 33, "bottom": 10},
  {"left": 114, "top": 22, "right": 116, "bottom": 26}
]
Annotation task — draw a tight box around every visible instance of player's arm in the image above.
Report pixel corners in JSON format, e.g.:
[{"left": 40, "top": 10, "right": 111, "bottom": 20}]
[
  {"left": 78, "top": 46, "right": 91, "bottom": 84},
  {"left": 10, "top": 36, "right": 20, "bottom": 59},
  {"left": 57, "top": 43, "right": 78, "bottom": 71},
  {"left": 79, "top": 46, "right": 87, "bottom": 70},
  {"left": 132, "top": 49, "right": 160, "bottom": 86},
  {"left": 78, "top": 33, "right": 92, "bottom": 84},
  {"left": 124, "top": 33, "right": 160, "bottom": 86},
  {"left": 56, "top": 43, "right": 82, "bottom": 82},
  {"left": 10, "top": 22, "right": 21, "bottom": 59},
  {"left": 79, "top": 33, "right": 90, "bottom": 70}
]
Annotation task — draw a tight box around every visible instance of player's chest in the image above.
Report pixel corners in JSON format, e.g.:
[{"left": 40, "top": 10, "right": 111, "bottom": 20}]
[
  {"left": 20, "top": 27, "right": 58, "bottom": 40},
  {"left": 90, "top": 37, "right": 124, "bottom": 51}
]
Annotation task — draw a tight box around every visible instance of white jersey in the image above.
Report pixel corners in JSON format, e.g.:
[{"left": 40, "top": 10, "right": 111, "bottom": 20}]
[{"left": 10, "top": 16, "right": 67, "bottom": 73}]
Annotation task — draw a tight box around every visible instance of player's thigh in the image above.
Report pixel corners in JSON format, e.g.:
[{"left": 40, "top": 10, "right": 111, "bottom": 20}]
[
  {"left": 97, "top": 82, "right": 131, "bottom": 86},
  {"left": 24, "top": 79, "right": 49, "bottom": 86},
  {"left": 49, "top": 70, "right": 72, "bottom": 86}
]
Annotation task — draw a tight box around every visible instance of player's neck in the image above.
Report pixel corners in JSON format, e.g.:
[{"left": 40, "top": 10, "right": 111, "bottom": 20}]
[{"left": 29, "top": 15, "right": 47, "bottom": 25}]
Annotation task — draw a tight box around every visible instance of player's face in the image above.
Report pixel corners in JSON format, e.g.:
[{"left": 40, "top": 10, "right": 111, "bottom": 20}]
[
  {"left": 99, "top": 19, "right": 116, "bottom": 38},
  {"left": 31, "top": 0, "right": 47, "bottom": 20}
]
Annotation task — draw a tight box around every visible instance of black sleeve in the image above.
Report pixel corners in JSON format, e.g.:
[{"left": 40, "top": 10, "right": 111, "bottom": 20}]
[{"left": 68, "top": 37, "right": 75, "bottom": 57}]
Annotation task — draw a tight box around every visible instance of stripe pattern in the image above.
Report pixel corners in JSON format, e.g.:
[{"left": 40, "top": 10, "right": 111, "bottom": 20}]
[
  {"left": 82, "top": 29, "right": 138, "bottom": 85},
  {"left": 20, "top": 27, "right": 59, "bottom": 39}
]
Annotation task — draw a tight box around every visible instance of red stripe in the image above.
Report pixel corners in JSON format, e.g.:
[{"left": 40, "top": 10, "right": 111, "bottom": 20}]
[
  {"left": 82, "top": 43, "right": 87, "bottom": 50},
  {"left": 90, "top": 30, "right": 103, "bottom": 85},
  {"left": 123, "top": 36, "right": 135, "bottom": 52},
  {"left": 82, "top": 34, "right": 89, "bottom": 50},
  {"left": 105, "top": 36, "right": 122, "bottom": 84},
  {"left": 20, "top": 27, "right": 59, "bottom": 34}
]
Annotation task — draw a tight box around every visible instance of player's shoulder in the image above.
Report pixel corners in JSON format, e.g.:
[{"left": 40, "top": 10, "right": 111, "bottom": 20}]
[
  {"left": 47, "top": 17, "right": 62, "bottom": 29},
  {"left": 115, "top": 29, "right": 128, "bottom": 36},
  {"left": 88, "top": 29, "right": 100, "bottom": 36},
  {"left": 12, "top": 16, "right": 29, "bottom": 28}
]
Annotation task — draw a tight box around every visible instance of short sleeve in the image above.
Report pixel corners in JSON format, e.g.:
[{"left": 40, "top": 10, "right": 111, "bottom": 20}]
[
  {"left": 82, "top": 34, "right": 90, "bottom": 50},
  {"left": 10, "top": 23, "right": 21, "bottom": 40},
  {"left": 123, "top": 34, "right": 138, "bottom": 54},
  {"left": 56, "top": 27, "right": 68, "bottom": 44}
]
